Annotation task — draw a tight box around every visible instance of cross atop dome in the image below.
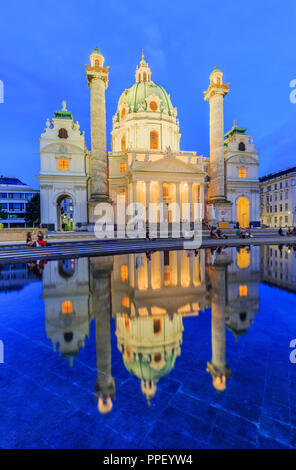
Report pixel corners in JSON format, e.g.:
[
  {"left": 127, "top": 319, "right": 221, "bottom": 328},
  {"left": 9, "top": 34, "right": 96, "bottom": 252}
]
[{"left": 135, "top": 51, "right": 151, "bottom": 82}]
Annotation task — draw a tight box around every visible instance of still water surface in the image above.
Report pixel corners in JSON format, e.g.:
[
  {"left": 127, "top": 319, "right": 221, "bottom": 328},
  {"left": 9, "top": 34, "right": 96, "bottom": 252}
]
[{"left": 0, "top": 245, "right": 296, "bottom": 449}]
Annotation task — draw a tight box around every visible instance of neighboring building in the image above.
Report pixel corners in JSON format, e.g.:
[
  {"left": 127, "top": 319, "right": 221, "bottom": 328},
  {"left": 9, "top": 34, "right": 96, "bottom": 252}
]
[
  {"left": 0, "top": 263, "right": 39, "bottom": 292},
  {"left": 224, "top": 122, "right": 260, "bottom": 227},
  {"left": 259, "top": 166, "right": 296, "bottom": 227},
  {"left": 261, "top": 245, "right": 296, "bottom": 292},
  {"left": 0, "top": 176, "right": 38, "bottom": 228}
]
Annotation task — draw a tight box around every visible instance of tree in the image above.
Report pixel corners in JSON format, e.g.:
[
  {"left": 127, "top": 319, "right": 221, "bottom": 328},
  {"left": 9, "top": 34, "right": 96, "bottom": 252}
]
[
  {"left": 25, "top": 193, "right": 40, "bottom": 226},
  {"left": 0, "top": 203, "right": 8, "bottom": 220}
]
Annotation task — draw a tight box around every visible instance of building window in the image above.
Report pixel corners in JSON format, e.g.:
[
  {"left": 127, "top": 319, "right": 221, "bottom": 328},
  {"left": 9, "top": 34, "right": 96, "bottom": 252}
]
[
  {"left": 121, "top": 135, "right": 126, "bottom": 151},
  {"left": 122, "top": 296, "right": 130, "bottom": 308},
  {"left": 285, "top": 216, "right": 288, "bottom": 223},
  {"left": 164, "top": 251, "right": 170, "bottom": 266},
  {"left": 119, "top": 189, "right": 126, "bottom": 204},
  {"left": 58, "top": 160, "right": 69, "bottom": 170},
  {"left": 280, "top": 182, "right": 283, "bottom": 189},
  {"left": 124, "top": 314, "right": 130, "bottom": 331},
  {"left": 150, "top": 101, "right": 158, "bottom": 111},
  {"left": 150, "top": 131, "right": 159, "bottom": 150},
  {"left": 238, "top": 142, "right": 245, "bottom": 151},
  {"left": 285, "top": 191, "right": 289, "bottom": 199},
  {"left": 121, "top": 265, "right": 128, "bottom": 282},
  {"left": 274, "top": 217, "right": 277, "bottom": 223},
  {"left": 121, "top": 108, "right": 126, "bottom": 119},
  {"left": 62, "top": 300, "right": 73, "bottom": 314},
  {"left": 58, "top": 128, "right": 68, "bottom": 139},
  {"left": 285, "top": 203, "right": 288, "bottom": 211},
  {"left": 120, "top": 162, "right": 126, "bottom": 173},
  {"left": 280, "top": 205, "right": 282, "bottom": 212},
  {"left": 237, "top": 248, "right": 250, "bottom": 269},
  {"left": 239, "top": 285, "right": 248, "bottom": 296},
  {"left": 163, "top": 184, "right": 169, "bottom": 198},
  {"left": 275, "top": 205, "right": 277, "bottom": 212},
  {"left": 238, "top": 168, "right": 247, "bottom": 178},
  {"left": 153, "top": 319, "right": 162, "bottom": 335}
]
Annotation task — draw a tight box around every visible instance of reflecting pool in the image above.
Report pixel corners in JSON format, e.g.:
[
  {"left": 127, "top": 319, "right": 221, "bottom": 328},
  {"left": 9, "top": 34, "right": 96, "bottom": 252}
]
[{"left": 0, "top": 245, "right": 296, "bottom": 449}]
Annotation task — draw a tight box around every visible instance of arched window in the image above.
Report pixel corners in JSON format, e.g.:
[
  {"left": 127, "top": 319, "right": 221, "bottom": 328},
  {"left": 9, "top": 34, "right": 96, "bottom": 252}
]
[
  {"left": 121, "top": 265, "right": 128, "bottom": 282},
  {"left": 239, "top": 142, "right": 245, "bottom": 151},
  {"left": 122, "top": 296, "right": 130, "bottom": 308},
  {"left": 240, "top": 312, "right": 247, "bottom": 322},
  {"left": 94, "top": 59, "right": 100, "bottom": 67},
  {"left": 237, "top": 248, "right": 250, "bottom": 269},
  {"left": 64, "top": 332, "right": 73, "bottom": 343},
  {"left": 121, "top": 135, "right": 126, "bottom": 151},
  {"left": 153, "top": 318, "right": 162, "bottom": 335},
  {"left": 150, "top": 131, "right": 159, "bottom": 150},
  {"left": 143, "top": 72, "right": 147, "bottom": 81},
  {"left": 62, "top": 300, "right": 73, "bottom": 314},
  {"left": 119, "top": 189, "right": 126, "bottom": 204},
  {"left": 58, "top": 128, "right": 68, "bottom": 139},
  {"left": 154, "top": 353, "right": 162, "bottom": 363},
  {"left": 121, "top": 108, "right": 126, "bottom": 119},
  {"left": 124, "top": 314, "right": 130, "bottom": 331},
  {"left": 150, "top": 101, "right": 158, "bottom": 111},
  {"left": 238, "top": 168, "right": 247, "bottom": 178},
  {"left": 239, "top": 285, "right": 248, "bottom": 297}
]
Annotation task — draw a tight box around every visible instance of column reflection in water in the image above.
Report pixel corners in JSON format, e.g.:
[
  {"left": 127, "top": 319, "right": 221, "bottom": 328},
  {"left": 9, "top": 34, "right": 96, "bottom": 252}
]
[
  {"left": 90, "top": 256, "right": 115, "bottom": 415},
  {"left": 206, "top": 245, "right": 260, "bottom": 391},
  {"left": 112, "top": 250, "right": 208, "bottom": 405},
  {"left": 206, "top": 249, "right": 232, "bottom": 392}
]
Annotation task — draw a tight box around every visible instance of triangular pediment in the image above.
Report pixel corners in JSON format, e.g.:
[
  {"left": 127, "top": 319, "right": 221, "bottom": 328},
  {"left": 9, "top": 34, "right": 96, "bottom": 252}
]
[{"left": 131, "top": 155, "right": 205, "bottom": 174}]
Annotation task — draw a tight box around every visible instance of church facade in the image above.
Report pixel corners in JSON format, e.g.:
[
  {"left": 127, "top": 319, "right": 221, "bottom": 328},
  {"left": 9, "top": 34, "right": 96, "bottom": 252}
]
[{"left": 39, "top": 48, "right": 260, "bottom": 231}]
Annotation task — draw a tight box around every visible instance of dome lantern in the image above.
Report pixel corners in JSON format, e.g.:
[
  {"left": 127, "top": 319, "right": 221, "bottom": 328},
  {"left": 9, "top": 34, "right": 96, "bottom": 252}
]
[{"left": 135, "top": 50, "right": 151, "bottom": 83}]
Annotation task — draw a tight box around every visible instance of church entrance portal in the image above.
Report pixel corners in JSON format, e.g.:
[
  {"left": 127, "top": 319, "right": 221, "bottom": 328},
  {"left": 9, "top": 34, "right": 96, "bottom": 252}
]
[
  {"left": 237, "top": 197, "right": 250, "bottom": 228},
  {"left": 56, "top": 195, "right": 74, "bottom": 231}
]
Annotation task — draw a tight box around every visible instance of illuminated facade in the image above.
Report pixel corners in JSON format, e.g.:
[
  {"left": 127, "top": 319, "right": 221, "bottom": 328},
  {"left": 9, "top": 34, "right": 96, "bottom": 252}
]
[
  {"left": 111, "top": 250, "right": 208, "bottom": 402},
  {"left": 109, "top": 54, "right": 205, "bottom": 224},
  {"left": 224, "top": 123, "right": 260, "bottom": 227},
  {"left": 42, "top": 258, "right": 91, "bottom": 365},
  {"left": 39, "top": 49, "right": 260, "bottom": 230},
  {"left": 38, "top": 102, "right": 89, "bottom": 231}
]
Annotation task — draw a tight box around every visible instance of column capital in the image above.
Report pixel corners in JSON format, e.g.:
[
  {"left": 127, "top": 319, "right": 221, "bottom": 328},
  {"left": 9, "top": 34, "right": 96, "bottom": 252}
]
[
  {"left": 204, "top": 84, "right": 229, "bottom": 101},
  {"left": 86, "top": 65, "right": 109, "bottom": 88}
]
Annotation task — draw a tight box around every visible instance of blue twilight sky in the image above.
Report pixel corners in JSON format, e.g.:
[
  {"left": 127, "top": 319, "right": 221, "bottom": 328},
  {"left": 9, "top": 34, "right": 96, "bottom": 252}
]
[{"left": 0, "top": 0, "right": 295, "bottom": 189}]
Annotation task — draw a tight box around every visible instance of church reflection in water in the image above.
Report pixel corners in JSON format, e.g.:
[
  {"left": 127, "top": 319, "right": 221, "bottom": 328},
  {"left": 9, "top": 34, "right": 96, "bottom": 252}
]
[{"left": 41, "top": 244, "right": 262, "bottom": 413}]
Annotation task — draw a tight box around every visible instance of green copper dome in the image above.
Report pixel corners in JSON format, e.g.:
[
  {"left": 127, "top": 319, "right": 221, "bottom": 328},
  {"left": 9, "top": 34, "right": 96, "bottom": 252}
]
[
  {"left": 123, "top": 351, "right": 178, "bottom": 382},
  {"left": 117, "top": 81, "right": 174, "bottom": 116}
]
